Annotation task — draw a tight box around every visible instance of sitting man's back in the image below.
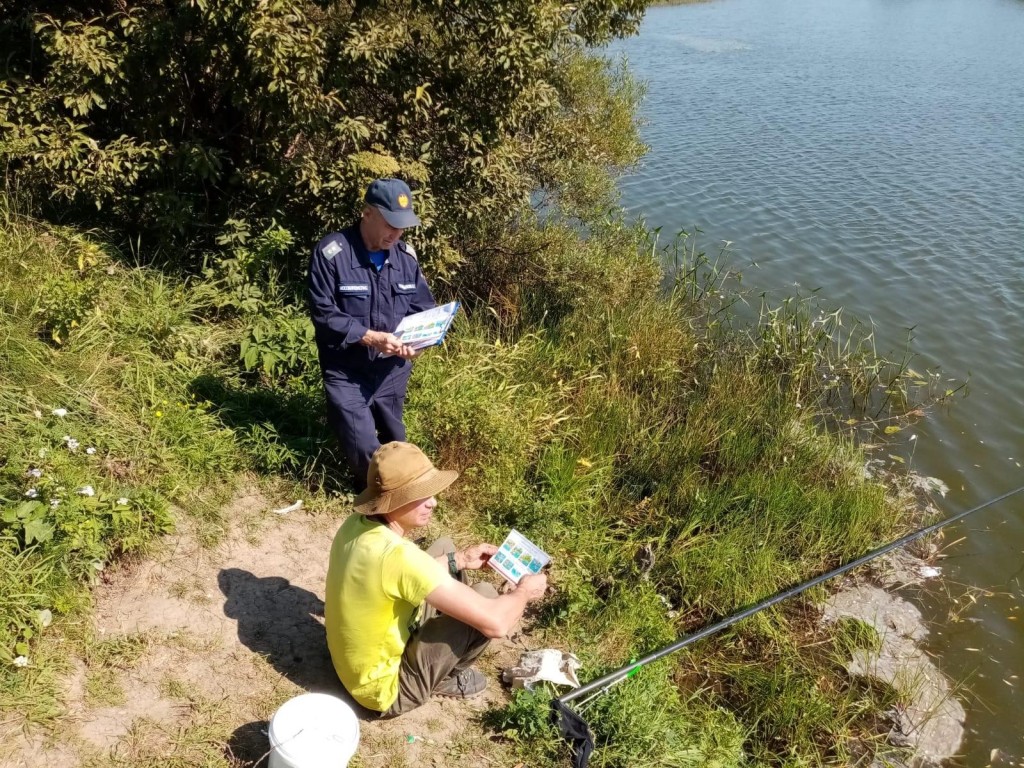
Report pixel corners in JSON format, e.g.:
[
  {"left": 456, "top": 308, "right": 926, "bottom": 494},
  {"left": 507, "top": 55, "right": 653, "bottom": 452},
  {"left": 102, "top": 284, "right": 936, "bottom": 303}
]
[{"left": 324, "top": 442, "right": 548, "bottom": 717}]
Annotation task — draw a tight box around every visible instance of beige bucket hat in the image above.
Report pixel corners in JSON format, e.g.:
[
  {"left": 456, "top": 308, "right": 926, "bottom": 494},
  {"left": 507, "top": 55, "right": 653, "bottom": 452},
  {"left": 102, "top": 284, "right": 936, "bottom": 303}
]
[{"left": 353, "top": 442, "right": 458, "bottom": 515}]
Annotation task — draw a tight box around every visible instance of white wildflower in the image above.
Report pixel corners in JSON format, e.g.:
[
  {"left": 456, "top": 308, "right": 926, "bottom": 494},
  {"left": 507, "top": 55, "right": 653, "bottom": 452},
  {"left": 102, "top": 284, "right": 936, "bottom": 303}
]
[
  {"left": 13, "top": 656, "right": 29, "bottom": 668},
  {"left": 50, "top": 499, "right": 60, "bottom": 508},
  {"left": 116, "top": 497, "right": 130, "bottom": 506},
  {"left": 78, "top": 485, "right": 95, "bottom": 497},
  {"left": 85, "top": 446, "right": 96, "bottom": 455},
  {"left": 33, "top": 409, "right": 42, "bottom": 419},
  {"left": 51, "top": 408, "right": 68, "bottom": 417},
  {"left": 27, "top": 468, "right": 43, "bottom": 478},
  {"left": 64, "top": 436, "right": 79, "bottom": 451},
  {"left": 25, "top": 488, "right": 39, "bottom": 499}
]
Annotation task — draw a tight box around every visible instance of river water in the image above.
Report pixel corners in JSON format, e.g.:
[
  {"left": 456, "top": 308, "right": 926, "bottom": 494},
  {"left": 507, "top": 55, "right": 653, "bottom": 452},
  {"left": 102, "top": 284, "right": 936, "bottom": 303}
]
[{"left": 613, "top": 0, "right": 1024, "bottom": 762}]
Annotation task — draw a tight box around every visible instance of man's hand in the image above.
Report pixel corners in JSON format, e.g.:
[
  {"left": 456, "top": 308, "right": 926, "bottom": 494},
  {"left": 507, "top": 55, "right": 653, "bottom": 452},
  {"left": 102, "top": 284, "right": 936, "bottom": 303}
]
[
  {"left": 458, "top": 543, "right": 498, "bottom": 571},
  {"left": 359, "top": 330, "right": 405, "bottom": 355},
  {"left": 516, "top": 573, "right": 548, "bottom": 601}
]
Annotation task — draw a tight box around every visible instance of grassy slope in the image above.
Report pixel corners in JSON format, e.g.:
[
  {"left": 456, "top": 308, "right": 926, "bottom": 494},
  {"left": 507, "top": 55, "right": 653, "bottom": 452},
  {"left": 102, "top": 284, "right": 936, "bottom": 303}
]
[{"left": 0, "top": 206, "right": 917, "bottom": 766}]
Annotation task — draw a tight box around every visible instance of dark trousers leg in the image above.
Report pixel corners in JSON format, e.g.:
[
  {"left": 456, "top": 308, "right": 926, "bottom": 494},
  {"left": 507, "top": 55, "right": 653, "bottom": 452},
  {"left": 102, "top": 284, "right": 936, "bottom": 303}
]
[
  {"left": 383, "top": 538, "right": 497, "bottom": 718},
  {"left": 322, "top": 371, "right": 380, "bottom": 492},
  {"left": 370, "top": 362, "right": 412, "bottom": 445}
]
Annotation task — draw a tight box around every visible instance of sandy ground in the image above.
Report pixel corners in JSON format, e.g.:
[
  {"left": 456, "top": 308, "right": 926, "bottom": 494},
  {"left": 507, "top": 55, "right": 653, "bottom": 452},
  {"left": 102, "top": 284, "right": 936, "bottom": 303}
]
[{"left": 3, "top": 491, "right": 528, "bottom": 768}]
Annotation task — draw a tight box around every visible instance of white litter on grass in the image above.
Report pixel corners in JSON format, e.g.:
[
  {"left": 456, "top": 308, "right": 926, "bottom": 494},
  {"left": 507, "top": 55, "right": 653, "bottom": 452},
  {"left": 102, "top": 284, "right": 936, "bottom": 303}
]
[
  {"left": 503, "top": 649, "right": 581, "bottom": 690},
  {"left": 918, "top": 565, "right": 942, "bottom": 580},
  {"left": 272, "top": 500, "right": 304, "bottom": 515},
  {"left": 13, "top": 656, "right": 29, "bottom": 667},
  {"left": 78, "top": 485, "right": 95, "bottom": 496},
  {"left": 51, "top": 408, "right": 67, "bottom": 417}
]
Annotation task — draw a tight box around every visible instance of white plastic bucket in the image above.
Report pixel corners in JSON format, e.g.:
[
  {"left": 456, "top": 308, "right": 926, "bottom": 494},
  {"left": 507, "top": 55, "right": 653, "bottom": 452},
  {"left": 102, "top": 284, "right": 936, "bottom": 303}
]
[{"left": 268, "top": 692, "right": 360, "bottom": 768}]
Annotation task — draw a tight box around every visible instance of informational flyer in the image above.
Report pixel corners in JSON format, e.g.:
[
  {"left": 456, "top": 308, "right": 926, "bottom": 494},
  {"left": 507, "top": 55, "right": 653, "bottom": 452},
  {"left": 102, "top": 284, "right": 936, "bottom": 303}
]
[
  {"left": 487, "top": 529, "right": 550, "bottom": 585},
  {"left": 393, "top": 301, "right": 460, "bottom": 350}
]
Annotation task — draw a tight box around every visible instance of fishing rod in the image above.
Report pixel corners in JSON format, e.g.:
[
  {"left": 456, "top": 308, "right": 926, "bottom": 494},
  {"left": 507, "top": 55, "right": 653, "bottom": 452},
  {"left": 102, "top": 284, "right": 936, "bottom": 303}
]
[{"left": 552, "top": 484, "right": 1024, "bottom": 768}]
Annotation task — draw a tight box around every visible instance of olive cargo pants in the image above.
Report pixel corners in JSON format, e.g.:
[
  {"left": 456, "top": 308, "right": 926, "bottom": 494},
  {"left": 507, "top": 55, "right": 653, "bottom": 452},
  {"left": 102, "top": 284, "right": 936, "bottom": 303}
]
[{"left": 383, "top": 538, "right": 497, "bottom": 717}]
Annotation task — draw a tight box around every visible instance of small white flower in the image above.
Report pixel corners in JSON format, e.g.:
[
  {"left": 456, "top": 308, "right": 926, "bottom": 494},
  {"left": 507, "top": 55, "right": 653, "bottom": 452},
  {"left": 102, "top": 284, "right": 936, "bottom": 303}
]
[
  {"left": 51, "top": 408, "right": 68, "bottom": 417},
  {"left": 85, "top": 447, "right": 96, "bottom": 455},
  {"left": 64, "top": 436, "right": 79, "bottom": 451},
  {"left": 13, "top": 656, "right": 29, "bottom": 667},
  {"left": 27, "top": 468, "right": 43, "bottom": 478},
  {"left": 25, "top": 488, "right": 39, "bottom": 499},
  {"left": 116, "top": 497, "right": 130, "bottom": 506},
  {"left": 78, "top": 485, "right": 95, "bottom": 497},
  {"left": 50, "top": 499, "right": 60, "bottom": 508},
  {"left": 33, "top": 409, "right": 42, "bottom": 419}
]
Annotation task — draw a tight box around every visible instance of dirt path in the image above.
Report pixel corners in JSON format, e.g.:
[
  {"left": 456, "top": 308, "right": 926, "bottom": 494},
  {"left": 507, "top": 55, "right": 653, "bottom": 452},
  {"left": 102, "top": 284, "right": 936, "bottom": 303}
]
[{"left": 3, "top": 491, "right": 527, "bottom": 768}]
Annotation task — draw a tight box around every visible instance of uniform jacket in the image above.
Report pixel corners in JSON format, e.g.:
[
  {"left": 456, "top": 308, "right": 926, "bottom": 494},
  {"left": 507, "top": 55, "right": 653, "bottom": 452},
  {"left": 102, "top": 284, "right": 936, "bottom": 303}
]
[{"left": 308, "top": 224, "right": 435, "bottom": 373}]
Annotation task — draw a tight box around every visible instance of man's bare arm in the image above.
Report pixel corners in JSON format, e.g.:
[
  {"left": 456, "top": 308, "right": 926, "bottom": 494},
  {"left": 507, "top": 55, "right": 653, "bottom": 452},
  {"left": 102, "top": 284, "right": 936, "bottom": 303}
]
[{"left": 424, "top": 574, "right": 547, "bottom": 639}]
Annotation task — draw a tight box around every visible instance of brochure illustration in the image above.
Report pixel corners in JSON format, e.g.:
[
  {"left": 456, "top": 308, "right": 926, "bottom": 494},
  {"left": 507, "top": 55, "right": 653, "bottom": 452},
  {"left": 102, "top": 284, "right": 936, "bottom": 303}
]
[
  {"left": 392, "top": 301, "right": 460, "bottom": 351},
  {"left": 487, "top": 529, "right": 550, "bottom": 585}
]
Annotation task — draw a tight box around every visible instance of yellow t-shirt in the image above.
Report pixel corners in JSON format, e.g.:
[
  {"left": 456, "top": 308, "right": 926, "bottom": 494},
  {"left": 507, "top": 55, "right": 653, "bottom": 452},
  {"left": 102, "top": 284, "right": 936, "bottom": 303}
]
[{"left": 324, "top": 515, "right": 447, "bottom": 711}]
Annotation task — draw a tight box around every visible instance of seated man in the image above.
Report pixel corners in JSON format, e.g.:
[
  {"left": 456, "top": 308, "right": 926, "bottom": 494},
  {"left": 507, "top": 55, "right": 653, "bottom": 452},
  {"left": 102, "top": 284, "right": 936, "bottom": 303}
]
[{"left": 325, "top": 441, "right": 548, "bottom": 716}]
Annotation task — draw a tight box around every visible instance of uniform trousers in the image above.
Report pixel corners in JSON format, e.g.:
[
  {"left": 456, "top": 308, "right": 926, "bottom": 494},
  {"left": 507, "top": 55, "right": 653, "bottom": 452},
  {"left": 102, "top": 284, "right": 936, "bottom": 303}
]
[{"left": 322, "top": 361, "right": 412, "bottom": 492}]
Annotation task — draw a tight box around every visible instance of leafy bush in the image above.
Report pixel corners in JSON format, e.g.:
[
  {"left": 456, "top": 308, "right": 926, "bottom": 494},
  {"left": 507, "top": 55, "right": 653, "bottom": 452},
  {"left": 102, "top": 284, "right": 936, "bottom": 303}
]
[{"left": 1, "top": 0, "right": 650, "bottom": 278}]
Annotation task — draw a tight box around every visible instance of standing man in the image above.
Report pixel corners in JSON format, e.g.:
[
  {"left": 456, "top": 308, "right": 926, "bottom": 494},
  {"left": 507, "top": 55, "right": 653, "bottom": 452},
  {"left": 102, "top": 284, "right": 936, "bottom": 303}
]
[{"left": 308, "top": 179, "right": 435, "bottom": 491}]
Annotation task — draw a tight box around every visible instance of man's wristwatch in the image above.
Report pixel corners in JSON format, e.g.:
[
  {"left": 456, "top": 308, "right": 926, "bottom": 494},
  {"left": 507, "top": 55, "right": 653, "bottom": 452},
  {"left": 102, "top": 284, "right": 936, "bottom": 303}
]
[{"left": 447, "top": 551, "right": 459, "bottom": 577}]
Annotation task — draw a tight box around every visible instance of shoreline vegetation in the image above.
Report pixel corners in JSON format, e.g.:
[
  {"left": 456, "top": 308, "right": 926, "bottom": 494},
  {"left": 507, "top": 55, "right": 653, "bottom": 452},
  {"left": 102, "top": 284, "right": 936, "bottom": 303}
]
[{"left": 0, "top": 2, "right": 955, "bottom": 766}]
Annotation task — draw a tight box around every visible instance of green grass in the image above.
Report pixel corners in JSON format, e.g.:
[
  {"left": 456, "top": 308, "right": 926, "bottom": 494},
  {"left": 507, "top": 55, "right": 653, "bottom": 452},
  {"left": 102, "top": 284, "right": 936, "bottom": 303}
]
[
  {"left": 0, "top": 202, "right": 931, "bottom": 766},
  {"left": 0, "top": 208, "right": 247, "bottom": 723}
]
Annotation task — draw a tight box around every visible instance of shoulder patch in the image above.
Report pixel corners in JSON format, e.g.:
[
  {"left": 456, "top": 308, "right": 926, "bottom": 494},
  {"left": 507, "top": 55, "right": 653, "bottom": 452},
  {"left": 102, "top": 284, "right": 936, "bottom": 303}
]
[{"left": 322, "top": 240, "right": 342, "bottom": 260}]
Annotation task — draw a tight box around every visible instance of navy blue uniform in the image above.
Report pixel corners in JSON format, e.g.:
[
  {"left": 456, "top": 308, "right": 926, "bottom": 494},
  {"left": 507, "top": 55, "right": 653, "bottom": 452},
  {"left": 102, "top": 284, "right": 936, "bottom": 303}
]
[{"left": 308, "top": 224, "right": 435, "bottom": 489}]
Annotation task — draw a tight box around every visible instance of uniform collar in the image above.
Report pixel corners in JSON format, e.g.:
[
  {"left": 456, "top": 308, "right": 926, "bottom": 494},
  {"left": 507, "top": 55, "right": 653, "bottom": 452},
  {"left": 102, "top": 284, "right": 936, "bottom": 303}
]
[{"left": 346, "top": 225, "right": 395, "bottom": 270}]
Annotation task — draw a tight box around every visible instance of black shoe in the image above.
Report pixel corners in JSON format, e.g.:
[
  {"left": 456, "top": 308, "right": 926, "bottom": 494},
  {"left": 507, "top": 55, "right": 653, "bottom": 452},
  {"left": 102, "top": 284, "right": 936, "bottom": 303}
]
[{"left": 434, "top": 667, "right": 487, "bottom": 699}]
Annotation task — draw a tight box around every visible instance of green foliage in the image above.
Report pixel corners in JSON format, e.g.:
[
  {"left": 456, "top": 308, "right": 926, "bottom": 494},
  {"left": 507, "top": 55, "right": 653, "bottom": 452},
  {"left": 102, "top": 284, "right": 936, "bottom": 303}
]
[
  {"left": 0, "top": 210, "right": 242, "bottom": 675},
  {"left": 485, "top": 687, "right": 561, "bottom": 747},
  {"left": 240, "top": 307, "right": 317, "bottom": 382},
  {"left": 583, "top": 664, "right": 748, "bottom": 768},
  {"left": 832, "top": 617, "right": 883, "bottom": 657},
  {"left": 1, "top": 0, "right": 652, "bottom": 279}
]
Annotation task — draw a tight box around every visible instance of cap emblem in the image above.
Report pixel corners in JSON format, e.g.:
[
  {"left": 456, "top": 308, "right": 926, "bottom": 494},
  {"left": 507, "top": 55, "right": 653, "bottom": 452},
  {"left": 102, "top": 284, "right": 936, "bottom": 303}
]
[{"left": 397, "top": 193, "right": 409, "bottom": 208}]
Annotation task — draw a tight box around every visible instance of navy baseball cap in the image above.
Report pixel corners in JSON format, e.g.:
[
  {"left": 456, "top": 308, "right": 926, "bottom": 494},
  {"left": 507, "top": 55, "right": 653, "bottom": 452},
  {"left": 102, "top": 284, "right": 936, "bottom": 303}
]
[{"left": 364, "top": 178, "right": 421, "bottom": 229}]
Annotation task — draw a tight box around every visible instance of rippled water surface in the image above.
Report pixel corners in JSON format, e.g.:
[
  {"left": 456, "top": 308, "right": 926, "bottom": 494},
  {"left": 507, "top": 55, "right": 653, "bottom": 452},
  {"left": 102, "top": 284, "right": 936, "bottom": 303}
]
[{"left": 613, "top": 0, "right": 1024, "bottom": 761}]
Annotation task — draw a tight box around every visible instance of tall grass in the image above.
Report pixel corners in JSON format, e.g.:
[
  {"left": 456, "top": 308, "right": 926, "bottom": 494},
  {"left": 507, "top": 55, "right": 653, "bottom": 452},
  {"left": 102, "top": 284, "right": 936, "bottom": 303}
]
[
  {"left": 0, "top": 207, "right": 244, "bottom": 720},
  {"left": 407, "top": 223, "right": 923, "bottom": 765},
  {"left": 0, "top": 202, "right": 930, "bottom": 765}
]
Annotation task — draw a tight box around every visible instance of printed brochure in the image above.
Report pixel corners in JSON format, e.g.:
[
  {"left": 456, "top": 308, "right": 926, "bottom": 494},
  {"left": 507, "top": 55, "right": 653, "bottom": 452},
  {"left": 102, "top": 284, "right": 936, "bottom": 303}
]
[
  {"left": 392, "top": 301, "right": 460, "bottom": 351},
  {"left": 487, "top": 529, "right": 550, "bottom": 585}
]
